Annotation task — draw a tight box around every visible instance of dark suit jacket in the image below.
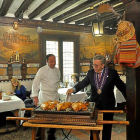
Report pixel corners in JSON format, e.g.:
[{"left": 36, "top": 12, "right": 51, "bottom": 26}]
[{"left": 74, "top": 68, "right": 126, "bottom": 110}]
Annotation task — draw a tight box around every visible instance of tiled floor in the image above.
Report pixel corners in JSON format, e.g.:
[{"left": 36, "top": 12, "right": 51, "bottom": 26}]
[
  {"left": 111, "top": 130, "right": 126, "bottom": 140},
  {"left": 0, "top": 125, "right": 126, "bottom": 140},
  {"left": 64, "top": 128, "right": 126, "bottom": 140}
]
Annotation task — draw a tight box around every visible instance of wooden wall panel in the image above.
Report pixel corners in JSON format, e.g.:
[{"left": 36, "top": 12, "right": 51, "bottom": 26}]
[
  {"left": 0, "top": 68, "right": 7, "bottom": 76},
  {"left": 27, "top": 67, "right": 38, "bottom": 75}
]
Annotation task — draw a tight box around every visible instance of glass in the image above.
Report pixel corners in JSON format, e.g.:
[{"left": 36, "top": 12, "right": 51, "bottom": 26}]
[
  {"left": 0, "top": 87, "right": 6, "bottom": 93},
  {"left": 59, "top": 82, "right": 63, "bottom": 88},
  {"left": 93, "top": 64, "right": 101, "bottom": 68},
  {"left": 59, "top": 82, "right": 66, "bottom": 88},
  {"left": 62, "top": 83, "right": 66, "bottom": 88}
]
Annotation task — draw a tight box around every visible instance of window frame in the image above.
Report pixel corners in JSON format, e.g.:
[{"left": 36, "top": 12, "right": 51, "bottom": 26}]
[{"left": 39, "top": 33, "right": 80, "bottom": 81}]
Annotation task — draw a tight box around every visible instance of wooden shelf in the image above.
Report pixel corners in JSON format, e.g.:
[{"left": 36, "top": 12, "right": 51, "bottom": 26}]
[{"left": 0, "top": 62, "right": 39, "bottom": 81}]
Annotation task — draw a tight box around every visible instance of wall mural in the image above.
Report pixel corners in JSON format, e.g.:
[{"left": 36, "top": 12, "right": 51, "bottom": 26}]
[
  {"left": 80, "top": 33, "right": 116, "bottom": 61},
  {"left": 0, "top": 26, "right": 39, "bottom": 63}
]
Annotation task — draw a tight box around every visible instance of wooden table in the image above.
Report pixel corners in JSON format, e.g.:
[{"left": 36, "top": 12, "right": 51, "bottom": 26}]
[
  {"left": 23, "top": 113, "right": 103, "bottom": 140},
  {"left": 0, "top": 95, "right": 25, "bottom": 133}
]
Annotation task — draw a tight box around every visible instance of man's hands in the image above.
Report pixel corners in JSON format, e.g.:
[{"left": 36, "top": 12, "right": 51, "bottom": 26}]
[
  {"left": 33, "top": 96, "right": 39, "bottom": 106},
  {"left": 33, "top": 89, "right": 75, "bottom": 105},
  {"left": 66, "top": 88, "right": 74, "bottom": 95}
]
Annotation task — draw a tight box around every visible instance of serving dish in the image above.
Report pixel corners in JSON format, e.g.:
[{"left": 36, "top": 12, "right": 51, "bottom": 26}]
[{"left": 32, "top": 102, "right": 95, "bottom": 115}]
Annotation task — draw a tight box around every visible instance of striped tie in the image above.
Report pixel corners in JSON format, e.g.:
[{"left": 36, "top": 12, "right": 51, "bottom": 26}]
[{"left": 98, "top": 73, "right": 101, "bottom": 82}]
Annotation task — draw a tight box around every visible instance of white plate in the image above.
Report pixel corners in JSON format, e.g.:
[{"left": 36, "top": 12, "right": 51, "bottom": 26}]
[
  {"left": 6, "top": 92, "right": 15, "bottom": 96},
  {"left": 2, "top": 95, "right": 11, "bottom": 101}
]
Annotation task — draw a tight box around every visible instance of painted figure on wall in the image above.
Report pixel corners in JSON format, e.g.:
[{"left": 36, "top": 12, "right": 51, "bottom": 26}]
[
  {"left": 0, "top": 26, "right": 39, "bottom": 63},
  {"left": 15, "top": 51, "right": 19, "bottom": 62}
]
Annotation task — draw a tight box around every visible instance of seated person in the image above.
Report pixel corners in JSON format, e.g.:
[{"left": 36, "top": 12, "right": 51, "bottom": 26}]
[
  {"left": 67, "top": 73, "right": 79, "bottom": 88},
  {"left": 11, "top": 78, "right": 26, "bottom": 101}
]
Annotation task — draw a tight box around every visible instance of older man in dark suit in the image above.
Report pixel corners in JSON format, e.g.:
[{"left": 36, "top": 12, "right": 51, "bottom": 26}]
[{"left": 66, "top": 55, "right": 126, "bottom": 140}]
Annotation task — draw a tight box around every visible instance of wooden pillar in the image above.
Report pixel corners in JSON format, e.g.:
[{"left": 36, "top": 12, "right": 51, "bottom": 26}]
[
  {"left": 124, "top": 1, "right": 140, "bottom": 140},
  {"left": 126, "top": 67, "right": 140, "bottom": 140}
]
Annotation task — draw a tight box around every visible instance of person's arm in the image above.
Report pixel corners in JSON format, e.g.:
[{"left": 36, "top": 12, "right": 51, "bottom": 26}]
[
  {"left": 66, "top": 71, "right": 91, "bottom": 95},
  {"left": 31, "top": 69, "right": 41, "bottom": 105},
  {"left": 20, "top": 85, "right": 26, "bottom": 100},
  {"left": 74, "top": 73, "right": 91, "bottom": 93}
]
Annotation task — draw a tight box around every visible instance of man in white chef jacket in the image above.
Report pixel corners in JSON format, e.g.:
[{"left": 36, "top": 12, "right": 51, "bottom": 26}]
[{"left": 31, "top": 54, "right": 60, "bottom": 140}]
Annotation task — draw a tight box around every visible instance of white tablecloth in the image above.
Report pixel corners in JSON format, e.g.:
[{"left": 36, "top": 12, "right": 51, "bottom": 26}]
[
  {"left": 114, "top": 88, "right": 126, "bottom": 107},
  {"left": 0, "top": 95, "right": 25, "bottom": 123},
  {"left": 58, "top": 88, "right": 88, "bottom": 102}
]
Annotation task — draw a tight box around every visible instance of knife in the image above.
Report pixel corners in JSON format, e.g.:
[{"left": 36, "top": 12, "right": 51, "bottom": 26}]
[{"left": 65, "top": 94, "right": 71, "bottom": 102}]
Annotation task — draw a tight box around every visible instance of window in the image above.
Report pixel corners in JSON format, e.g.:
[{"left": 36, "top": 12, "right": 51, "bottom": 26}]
[
  {"left": 46, "top": 41, "right": 58, "bottom": 68},
  {"left": 39, "top": 33, "right": 79, "bottom": 82},
  {"left": 46, "top": 41, "right": 74, "bottom": 82},
  {"left": 63, "top": 42, "right": 74, "bottom": 82}
]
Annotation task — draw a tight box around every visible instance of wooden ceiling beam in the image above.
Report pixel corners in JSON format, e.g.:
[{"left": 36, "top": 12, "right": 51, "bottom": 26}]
[
  {"left": 104, "top": 28, "right": 116, "bottom": 35},
  {"left": 0, "top": 0, "right": 13, "bottom": 16},
  {"left": 64, "top": 0, "right": 121, "bottom": 23},
  {"left": 75, "top": 14, "right": 97, "bottom": 25},
  {"left": 64, "top": 7, "right": 98, "bottom": 24},
  {"left": 103, "top": 11, "right": 124, "bottom": 25},
  {"left": 28, "top": 0, "right": 57, "bottom": 19},
  {"left": 15, "top": 0, "right": 35, "bottom": 18},
  {"left": 76, "top": 4, "right": 125, "bottom": 25},
  {"left": 84, "top": 14, "right": 112, "bottom": 26},
  {"left": 84, "top": 15, "right": 117, "bottom": 26},
  {"left": 53, "top": 0, "right": 102, "bottom": 22},
  {"left": 41, "top": 0, "right": 80, "bottom": 21},
  {"left": 121, "top": 0, "right": 133, "bottom": 4},
  {"left": 103, "top": 18, "right": 118, "bottom": 27},
  {"left": 84, "top": 10, "right": 124, "bottom": 26}
]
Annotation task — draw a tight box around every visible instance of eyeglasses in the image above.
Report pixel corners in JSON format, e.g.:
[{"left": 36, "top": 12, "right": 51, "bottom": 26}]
[{"left": 93, "top": 64, "right": 102, "bottom": 68}]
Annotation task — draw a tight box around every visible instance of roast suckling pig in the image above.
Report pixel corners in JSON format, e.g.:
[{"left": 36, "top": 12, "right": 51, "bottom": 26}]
[
  {"left": 41, "top": 100, "right": 60, "bottom": 110},
  {"left": 41, "top": 100, "right": 89, "bottom": 112}
]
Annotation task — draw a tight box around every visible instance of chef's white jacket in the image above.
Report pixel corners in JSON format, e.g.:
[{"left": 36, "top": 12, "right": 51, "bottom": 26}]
[{"left": 31, "top": 65, "right": 60, "bottom": 104}]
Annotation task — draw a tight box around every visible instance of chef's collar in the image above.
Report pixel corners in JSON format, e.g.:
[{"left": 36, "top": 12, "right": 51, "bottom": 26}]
[{"left": 47, "top": 64, "right": 55, "bottom": 69}]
